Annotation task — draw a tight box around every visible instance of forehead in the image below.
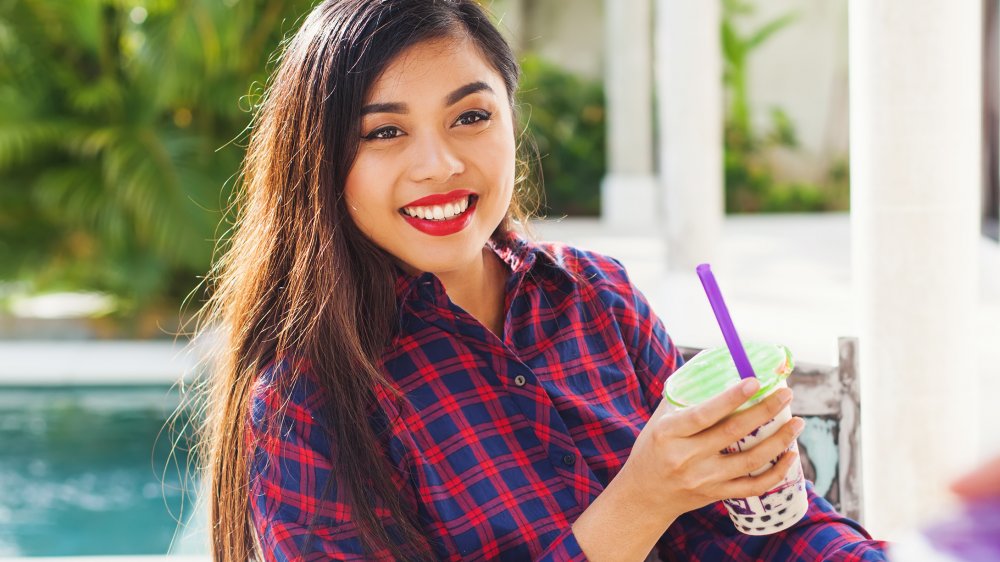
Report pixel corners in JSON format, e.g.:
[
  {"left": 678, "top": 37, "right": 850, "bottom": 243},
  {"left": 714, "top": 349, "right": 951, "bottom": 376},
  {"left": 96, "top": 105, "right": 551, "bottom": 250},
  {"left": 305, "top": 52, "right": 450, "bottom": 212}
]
[{"left": 365, "top": 35, "right": 507, "bottom": 103}]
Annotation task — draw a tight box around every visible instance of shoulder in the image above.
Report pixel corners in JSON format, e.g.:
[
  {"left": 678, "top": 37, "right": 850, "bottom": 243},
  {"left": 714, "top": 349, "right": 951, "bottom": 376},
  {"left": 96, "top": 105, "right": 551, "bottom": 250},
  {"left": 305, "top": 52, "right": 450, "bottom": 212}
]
[
  {"left": 248, "top": 356, "right": 401, "bottom": 439},
  {"left": 527, "top": 239, "right": 633, "bottom": 290},
  {"left": 248, "top": 356, "right": 333, "bottom": 436}
]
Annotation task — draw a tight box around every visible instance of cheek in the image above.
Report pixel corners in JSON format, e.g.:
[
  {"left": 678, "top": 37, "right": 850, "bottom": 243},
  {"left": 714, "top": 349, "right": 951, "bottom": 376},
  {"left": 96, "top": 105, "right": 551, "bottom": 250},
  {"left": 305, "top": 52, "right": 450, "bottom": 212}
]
[
  {"left": 344, "top": 156, "right": 383, "bottom": 207},
  {"left": 481, "top": 126, "right": 517, "bottom": 187},
  {"left": 497, "top": 136, "right": 517, "bottom": 199},
  {"left": 342, "top": 165, "right": 377, "bottom": 229}
]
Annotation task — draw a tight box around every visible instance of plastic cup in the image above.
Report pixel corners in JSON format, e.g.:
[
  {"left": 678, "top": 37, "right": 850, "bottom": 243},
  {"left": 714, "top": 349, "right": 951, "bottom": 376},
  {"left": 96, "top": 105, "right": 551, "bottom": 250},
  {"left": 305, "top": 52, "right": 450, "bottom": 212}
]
[{"left": 663, "top": 342, "right": 809, "bottom": 535}]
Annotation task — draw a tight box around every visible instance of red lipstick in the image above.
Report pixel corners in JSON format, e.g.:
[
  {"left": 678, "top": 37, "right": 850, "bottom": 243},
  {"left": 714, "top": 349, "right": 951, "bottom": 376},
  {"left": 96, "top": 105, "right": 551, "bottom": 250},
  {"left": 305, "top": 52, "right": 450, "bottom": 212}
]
[
  {"left": 402, "top": 189, "right": 474, "bottom": 208},
  {"left": 399, "top": 194, "right": 478, "bottom": 237}
]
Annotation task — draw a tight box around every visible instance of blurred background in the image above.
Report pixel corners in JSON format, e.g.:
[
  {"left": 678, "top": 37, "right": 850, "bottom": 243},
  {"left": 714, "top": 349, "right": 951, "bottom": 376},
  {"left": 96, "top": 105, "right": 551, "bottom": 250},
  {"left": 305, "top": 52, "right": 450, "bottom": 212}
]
[{"left": 0, "top": 0, "right": 997, "bottom": 559}]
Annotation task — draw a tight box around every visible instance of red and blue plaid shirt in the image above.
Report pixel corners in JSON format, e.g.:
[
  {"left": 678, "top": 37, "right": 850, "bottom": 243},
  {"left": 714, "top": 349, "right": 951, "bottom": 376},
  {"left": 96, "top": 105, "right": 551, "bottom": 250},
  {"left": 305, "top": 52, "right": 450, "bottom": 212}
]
[{"left": 247, "top": 234, "right": 888, "bottom": 561}]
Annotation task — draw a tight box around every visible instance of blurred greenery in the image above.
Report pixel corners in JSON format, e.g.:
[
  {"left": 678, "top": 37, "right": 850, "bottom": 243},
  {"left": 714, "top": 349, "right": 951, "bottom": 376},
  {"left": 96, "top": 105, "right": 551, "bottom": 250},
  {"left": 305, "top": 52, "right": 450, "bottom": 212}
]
[
  {"left": 518, "top": 53, "right": 605, "bottom": 217},
  {"left": 722, "top": 0, "right": 849, "bottom": 213},
  {"left": 0, "top": 0, "right": 316, "bottom": 320},
  {"left": 0, "top": 0, "right": 847, "bottom": 327},
  {"left": 0, "top": 0, "right": 606, "bottom": 324}
]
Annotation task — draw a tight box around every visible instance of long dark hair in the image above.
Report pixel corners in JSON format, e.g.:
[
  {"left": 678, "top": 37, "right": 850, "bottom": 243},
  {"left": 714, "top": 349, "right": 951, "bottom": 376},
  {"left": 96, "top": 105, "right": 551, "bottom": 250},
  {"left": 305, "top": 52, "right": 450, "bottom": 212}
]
[{"left": 195, "top": 1, "right": 525, "bottom": 560}]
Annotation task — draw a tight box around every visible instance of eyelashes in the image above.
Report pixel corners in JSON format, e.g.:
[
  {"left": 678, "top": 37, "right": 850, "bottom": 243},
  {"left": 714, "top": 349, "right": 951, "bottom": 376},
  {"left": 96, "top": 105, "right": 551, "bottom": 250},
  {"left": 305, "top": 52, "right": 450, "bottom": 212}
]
[
  {"left": 455, "top": 109, "right": 491, "bottom": 126},
  {"left": 362, "top": 110, "right": 493, "bottom": 141},
  {"left": 364, "top": 125, "right": 402, "bottom": 141}
]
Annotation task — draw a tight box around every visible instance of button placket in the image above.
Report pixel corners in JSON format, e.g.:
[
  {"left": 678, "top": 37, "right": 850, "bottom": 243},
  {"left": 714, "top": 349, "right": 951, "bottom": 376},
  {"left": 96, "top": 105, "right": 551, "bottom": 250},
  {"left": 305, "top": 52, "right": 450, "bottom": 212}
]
[{"left": 499, "top": 353, "right": 597, "bottom": 503}]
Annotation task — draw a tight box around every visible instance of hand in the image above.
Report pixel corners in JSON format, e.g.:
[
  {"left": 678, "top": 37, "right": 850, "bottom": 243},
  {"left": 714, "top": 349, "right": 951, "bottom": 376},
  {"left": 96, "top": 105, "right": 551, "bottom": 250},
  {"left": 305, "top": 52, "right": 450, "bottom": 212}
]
[
  {"left": 618, "top": 377, "right": 804, "bottom": 523},
  {"left": 950, "top": 454, "right": 1000, "bottom": 501}
]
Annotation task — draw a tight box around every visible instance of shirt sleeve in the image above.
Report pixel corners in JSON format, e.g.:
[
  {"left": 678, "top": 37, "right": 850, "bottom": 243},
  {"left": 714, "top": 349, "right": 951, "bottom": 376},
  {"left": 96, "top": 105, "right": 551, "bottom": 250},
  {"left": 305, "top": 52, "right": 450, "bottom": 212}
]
[
  {"left": 657, "top": 482, "right": 889, "bottom": 561},
  {"left": 593, "top": 256, "right": 888, "bottom": 560},
  {"left": 534, "top": 529, "right": 587, "bottom": 561},
  {"left": 246, "top": 366, "right": 425, "bottom": 561},
  {"left": 596, "top": 255, "right": 684, "bottom": 410}
]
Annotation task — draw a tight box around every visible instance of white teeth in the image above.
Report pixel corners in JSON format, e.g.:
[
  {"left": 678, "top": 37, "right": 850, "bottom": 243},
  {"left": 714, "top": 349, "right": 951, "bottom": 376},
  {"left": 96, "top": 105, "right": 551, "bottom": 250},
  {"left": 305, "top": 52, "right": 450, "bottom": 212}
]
[{"left": 402, "top": 195, "right": 474, "bottom": 221}]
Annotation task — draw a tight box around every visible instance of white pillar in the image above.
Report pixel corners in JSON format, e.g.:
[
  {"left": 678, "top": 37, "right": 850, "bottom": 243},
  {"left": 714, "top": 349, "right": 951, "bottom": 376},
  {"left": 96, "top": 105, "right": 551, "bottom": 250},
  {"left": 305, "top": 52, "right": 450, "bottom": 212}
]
[
  {"left": 655, "top": 0, "right": 723, "bottom": 269},
  {"left": 850, "top": 0, "right": 981, "bottom": 537},
  {"left": 602, "top": 0, "right": 658, "bottom": 229}
]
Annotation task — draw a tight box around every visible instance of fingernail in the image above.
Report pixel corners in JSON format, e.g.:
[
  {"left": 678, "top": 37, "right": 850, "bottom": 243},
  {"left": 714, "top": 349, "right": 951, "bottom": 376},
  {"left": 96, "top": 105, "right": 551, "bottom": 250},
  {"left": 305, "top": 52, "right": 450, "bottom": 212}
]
[
  {"left": 776, "top": 388, "right": 793, "bottom": 404},
  {"left": 741, "top": 378, "right": 760, "bottom": 396},
  {"left": 792, "top": 417, "right": 805, "bottom": 436}
]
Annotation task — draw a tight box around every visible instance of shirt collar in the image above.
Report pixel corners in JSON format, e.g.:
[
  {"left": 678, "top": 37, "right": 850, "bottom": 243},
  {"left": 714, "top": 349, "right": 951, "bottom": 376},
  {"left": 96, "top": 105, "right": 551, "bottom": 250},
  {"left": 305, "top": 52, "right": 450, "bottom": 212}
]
[{"left": 391, "top": 229, "right": 570, "bottom": 304}]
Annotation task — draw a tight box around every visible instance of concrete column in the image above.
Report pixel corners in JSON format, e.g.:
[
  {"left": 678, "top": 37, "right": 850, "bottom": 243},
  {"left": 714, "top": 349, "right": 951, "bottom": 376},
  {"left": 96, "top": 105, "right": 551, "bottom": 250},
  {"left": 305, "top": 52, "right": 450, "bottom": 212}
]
[
  {"left": 850, "top": 0, "right": 981, "bottom": 537},
  {"left": 655, "top": 0, "right": 723, "bottom": 269},
  {"left": 601, "top": 0, "right": 658, "bottom": 229}
]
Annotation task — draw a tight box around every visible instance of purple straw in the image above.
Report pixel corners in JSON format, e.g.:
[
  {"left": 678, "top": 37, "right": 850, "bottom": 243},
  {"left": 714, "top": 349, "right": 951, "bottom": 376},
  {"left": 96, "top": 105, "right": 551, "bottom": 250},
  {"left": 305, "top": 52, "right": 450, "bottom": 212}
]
[{"left": 696, "top": 264, "right": 757, "bottom": 380}]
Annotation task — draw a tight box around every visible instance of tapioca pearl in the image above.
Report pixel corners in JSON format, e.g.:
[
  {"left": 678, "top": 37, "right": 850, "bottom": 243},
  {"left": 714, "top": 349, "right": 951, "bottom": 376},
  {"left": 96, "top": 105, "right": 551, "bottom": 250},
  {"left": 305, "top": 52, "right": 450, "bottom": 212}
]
[
  {"left": 786, "top": 493, "right": 795, "bottom": 502},
  {"left": 761, "top": 515, "right": 771, "bottom": 522},
  {"left": 778, "top": 508, "right": 787, "bottom": 515}
]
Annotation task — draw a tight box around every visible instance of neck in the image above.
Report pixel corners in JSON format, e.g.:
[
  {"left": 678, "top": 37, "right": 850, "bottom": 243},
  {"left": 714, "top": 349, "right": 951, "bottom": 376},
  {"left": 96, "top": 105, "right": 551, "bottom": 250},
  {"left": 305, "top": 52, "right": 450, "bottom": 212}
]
[{"left": 436, "top": 246, "right": 508, "bottom": 337}]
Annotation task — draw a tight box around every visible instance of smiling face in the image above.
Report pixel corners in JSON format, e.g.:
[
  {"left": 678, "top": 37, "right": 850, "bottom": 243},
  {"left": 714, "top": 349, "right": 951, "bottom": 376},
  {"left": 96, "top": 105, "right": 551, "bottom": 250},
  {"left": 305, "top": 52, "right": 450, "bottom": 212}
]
[{"left": 343, "top": 35, "right": 516, "bottom": 276}]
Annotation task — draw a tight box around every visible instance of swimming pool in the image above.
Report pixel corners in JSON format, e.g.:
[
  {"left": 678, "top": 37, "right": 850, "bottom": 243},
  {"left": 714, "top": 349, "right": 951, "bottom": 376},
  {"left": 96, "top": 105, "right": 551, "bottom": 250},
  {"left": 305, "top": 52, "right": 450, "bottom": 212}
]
[{"left": 0, "top": 385, "right": 206, "bottom": 556}]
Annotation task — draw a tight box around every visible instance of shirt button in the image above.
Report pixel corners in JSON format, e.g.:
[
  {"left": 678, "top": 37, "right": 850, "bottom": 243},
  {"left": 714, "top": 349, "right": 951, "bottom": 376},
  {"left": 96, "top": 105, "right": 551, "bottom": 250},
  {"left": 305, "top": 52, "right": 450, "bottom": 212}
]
[
  {"left": 562, "top": 454, "right": 575, "bottom": 466},
  {"left": 513, "top": 375, "right": 527, "bottom": 387}
]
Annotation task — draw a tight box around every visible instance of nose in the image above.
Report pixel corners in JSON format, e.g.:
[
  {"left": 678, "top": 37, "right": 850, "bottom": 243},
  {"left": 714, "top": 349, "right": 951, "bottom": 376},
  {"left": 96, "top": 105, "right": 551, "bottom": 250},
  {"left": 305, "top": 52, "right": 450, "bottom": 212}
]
[{"left": 407, "top": 131, "right": 464, "bottom": 183}]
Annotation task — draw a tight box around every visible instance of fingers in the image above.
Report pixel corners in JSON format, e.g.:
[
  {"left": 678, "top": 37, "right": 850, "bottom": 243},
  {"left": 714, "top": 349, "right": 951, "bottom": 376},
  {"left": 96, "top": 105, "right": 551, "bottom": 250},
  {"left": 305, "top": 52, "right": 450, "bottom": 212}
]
[
  {"left": 699, "top": 387, "right": 794, "bottom": 451},
  {"left": 662, "top": 378, "right": 760, "bottom": 437},
  {"left": 718, "top": 416, "right": 804, "bottom": 480},
  {"left": 716, "top": 449, "right": 800, "bottom": 501},
  {"left": 951, "top": 454, "right": 1000, "bottom": 500}
]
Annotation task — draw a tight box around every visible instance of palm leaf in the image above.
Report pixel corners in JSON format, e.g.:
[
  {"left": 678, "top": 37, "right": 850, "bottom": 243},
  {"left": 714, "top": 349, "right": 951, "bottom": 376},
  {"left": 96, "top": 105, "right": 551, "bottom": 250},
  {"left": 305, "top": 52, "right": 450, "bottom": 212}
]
[
  {"left": 746, "top": 13, "right": 798, "bottom": 52},
  {"left": 1, "top": 0, "right": 317, "bottom": 312}
]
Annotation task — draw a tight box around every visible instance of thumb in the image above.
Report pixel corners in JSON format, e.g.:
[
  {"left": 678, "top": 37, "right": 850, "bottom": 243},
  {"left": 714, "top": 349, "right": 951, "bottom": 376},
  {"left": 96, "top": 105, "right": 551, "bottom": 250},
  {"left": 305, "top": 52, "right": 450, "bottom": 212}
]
[{"left": 950, "top": 454, "right": 1000, "bottom": 500}]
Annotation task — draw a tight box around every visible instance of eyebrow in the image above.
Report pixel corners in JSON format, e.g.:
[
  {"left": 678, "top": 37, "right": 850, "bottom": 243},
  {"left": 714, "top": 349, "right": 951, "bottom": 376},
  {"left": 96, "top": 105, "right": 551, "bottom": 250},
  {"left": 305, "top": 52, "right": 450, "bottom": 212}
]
[{"left": 360, "top": 81, "right": 494, "bottom": 116}]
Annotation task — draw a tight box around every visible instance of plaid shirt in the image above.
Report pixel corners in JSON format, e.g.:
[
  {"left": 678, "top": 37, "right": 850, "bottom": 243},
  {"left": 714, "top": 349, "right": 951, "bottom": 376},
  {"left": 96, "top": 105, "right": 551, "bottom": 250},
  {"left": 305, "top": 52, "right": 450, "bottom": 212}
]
[{"left": 247, "top": 235, "right": 888, "bottom": 561}]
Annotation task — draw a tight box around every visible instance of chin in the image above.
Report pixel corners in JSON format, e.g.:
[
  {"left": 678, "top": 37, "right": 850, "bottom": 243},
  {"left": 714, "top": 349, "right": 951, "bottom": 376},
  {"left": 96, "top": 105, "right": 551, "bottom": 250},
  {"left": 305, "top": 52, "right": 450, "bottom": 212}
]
[{"left": 398, "top": 244, "right": 483, "bottom": 276}]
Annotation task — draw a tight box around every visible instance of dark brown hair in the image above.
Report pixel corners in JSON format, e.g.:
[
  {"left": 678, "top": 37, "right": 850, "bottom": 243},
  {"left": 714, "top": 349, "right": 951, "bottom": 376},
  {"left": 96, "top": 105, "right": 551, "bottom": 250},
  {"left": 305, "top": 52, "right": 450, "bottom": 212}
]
[{"left": 194, "top": 1, "right": 528, "bottom": 560}]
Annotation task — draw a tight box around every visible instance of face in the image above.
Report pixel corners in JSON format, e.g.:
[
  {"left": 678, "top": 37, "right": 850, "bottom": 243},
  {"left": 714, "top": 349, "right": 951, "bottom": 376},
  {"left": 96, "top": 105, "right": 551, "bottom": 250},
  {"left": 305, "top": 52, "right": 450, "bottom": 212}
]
[{"left": 343, "top": 35, "right": 516, "bottom": 276}]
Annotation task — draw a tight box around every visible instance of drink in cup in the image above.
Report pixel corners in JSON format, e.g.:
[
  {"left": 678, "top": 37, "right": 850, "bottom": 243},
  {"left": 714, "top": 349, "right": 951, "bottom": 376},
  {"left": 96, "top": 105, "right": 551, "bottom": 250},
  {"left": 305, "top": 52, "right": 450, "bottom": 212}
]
[{"left": 662, "top": 341, "right": 808, "bottom": 535}]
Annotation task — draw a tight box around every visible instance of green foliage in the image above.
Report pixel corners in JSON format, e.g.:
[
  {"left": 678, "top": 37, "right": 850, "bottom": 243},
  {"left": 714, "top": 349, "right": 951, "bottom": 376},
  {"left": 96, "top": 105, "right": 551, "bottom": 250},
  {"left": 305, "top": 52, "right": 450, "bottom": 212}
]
[
  {"left": 0, "top": 2, "right": 608, "bottom": 323},
  {"left": 0, "top": 0, "right": 315, "bottom": 316},
  {"left": 518, "top": 53, "right": 605, "bottom": 217},
  {"left": 722, "top": 0, "right": 848, "bottom": 213}
]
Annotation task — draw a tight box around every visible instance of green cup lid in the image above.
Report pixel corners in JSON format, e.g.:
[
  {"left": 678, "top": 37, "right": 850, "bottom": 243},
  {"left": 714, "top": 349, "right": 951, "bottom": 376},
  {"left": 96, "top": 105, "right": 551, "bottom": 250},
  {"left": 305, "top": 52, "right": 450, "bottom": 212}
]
[{"left": 664, "top": 342, "right": 793, "bottom": 410}]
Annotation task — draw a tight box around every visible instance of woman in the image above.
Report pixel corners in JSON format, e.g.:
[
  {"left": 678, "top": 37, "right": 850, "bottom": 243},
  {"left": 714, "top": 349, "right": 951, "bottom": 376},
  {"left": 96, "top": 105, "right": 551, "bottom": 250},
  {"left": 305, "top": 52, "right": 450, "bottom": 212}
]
[{"left": 198, "top": 0, "right": 887, "bottom": 560}]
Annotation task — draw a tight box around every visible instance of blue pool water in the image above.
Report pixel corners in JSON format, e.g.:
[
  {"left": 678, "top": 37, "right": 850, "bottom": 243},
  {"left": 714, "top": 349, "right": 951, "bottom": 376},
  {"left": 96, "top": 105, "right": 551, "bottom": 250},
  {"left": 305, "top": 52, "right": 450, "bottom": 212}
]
[{"left": 0, "top": 385, "right": 205, "bottom": 556}]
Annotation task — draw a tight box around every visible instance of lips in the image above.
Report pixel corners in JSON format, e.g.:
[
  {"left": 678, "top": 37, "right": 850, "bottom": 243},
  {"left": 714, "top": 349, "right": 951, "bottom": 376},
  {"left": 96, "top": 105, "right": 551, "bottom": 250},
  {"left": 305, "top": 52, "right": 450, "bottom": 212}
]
[
  {"left": 399, "top": 190, "right": 478, "bottom": 237},
  {"left": 402, "top": 189, "right": 474, "bottom": 208}
]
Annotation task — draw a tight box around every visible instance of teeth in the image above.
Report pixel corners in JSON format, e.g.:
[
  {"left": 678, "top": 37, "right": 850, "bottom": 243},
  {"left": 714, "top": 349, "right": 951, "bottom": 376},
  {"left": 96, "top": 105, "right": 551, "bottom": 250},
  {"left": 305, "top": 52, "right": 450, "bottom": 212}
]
[{"left": 402, "top": 195, "right": 474, "bottom": 221}]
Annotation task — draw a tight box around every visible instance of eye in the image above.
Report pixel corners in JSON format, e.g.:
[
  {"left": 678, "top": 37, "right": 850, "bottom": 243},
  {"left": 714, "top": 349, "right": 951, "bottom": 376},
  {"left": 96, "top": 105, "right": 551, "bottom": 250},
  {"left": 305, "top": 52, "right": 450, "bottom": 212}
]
[
  {"left": 363, "top": 126, "right": 403, "bottom": 141},
  {"left": 455, "top": 110, "right": 492, "bottom": 126}
]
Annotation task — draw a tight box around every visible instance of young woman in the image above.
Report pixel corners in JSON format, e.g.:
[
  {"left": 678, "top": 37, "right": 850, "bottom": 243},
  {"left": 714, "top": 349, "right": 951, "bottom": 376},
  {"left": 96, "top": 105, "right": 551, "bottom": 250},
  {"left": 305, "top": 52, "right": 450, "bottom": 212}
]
[{"left": 198, "top": 1, "right": 887, "bottom": 560}]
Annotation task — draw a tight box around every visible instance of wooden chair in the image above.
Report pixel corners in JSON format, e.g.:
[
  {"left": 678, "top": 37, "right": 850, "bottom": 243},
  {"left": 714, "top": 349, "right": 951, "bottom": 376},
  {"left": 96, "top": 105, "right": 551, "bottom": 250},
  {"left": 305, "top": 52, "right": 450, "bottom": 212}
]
[{"left": 677, "top": 337, "right": 864, "bottom": 523}]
